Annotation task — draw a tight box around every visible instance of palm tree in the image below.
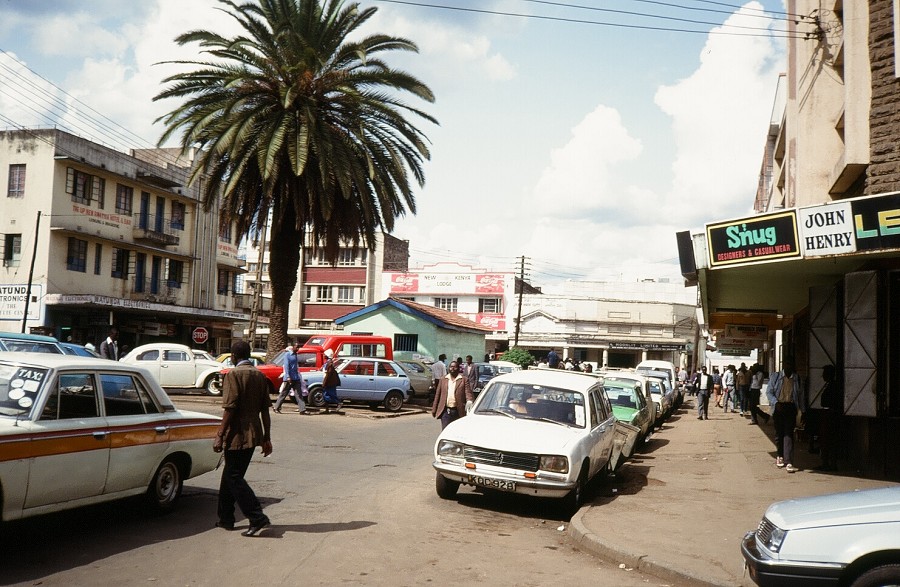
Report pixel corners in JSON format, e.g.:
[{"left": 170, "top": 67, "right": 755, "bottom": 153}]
[{"left": 154, "top": 0, "right": 436, "bottom": 357}]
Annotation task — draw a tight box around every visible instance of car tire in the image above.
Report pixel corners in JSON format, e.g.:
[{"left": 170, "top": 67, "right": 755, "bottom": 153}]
[
  {"left": 147, "top": 457, "right": 183, "bottom": 511},
  {"left": 204, "top": 375, "right": 222, "bottom": 396},
  {"left": 562, "top": 465, "right": 589, "bottom": 516},
  {"left": 851, "top": 564, "right": 900, "bottom": 587},
  {"left": 383, "top": 391, "right": 404, "bottom": 412},
  {"left": 308, "top": 386, "right": 325, "bottom": 407},
  {"left": 435, "top": 473, "right": 459, "bottom": 499}
]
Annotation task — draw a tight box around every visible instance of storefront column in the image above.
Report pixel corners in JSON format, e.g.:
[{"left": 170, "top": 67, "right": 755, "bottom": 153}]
[{"left": 602, "top": 349, "right": 609, "bottom": 368}]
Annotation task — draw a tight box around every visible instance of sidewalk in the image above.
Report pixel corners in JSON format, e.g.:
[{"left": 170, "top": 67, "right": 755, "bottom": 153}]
[{"left": 569, "top": 397, "right": 896, "bottom": 586}]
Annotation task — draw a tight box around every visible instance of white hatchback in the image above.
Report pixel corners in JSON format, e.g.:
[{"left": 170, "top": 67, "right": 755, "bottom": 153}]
[{"left": 433, "top": 369, "right": 617, "bottom": 513}]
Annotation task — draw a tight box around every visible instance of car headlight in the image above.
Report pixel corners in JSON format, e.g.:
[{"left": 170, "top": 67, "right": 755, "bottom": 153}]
[
  {"left": 539, "top": 455, "right": 569, "bottom": 474},
  {"left": 437, "top": 440, "right": 464, "bottom": 457},
  {"left": 765, "top": 526, "right": 787, "bottom": 553}
]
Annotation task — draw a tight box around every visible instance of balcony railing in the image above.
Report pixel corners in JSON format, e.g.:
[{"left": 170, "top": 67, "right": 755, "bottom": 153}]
[
  {"left": 133, "top": 213, "right": 181, "bottom": 246},
  {"left": 129, "top": 278, "right": 179, "bottom": 304}
]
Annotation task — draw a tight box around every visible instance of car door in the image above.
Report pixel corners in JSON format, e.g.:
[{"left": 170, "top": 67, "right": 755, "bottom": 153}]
[
  {"left": 25, "top": 371, "right": 110, "bottom": 509},
  {"left": 588, "top": 387, "right": 615, "bottom": 476},
  {"left": 100, "top": 372, "right": 170, "bottom": 494},
  {"left": 336, "top": 359, "right": 375, "bottom": 401},
  {"left": 375, "top": 360, "right": 405, "bottom": 401},
  {"left": 133, "top": 348, "right": 163, "bottom": 382},
  {"left": 160, "top": 349, "right": 193, "bottom": 387}
]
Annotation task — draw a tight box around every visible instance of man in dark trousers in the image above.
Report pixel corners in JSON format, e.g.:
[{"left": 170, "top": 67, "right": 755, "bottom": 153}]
[
  {"left": 213, "top": 340, "right": 273, "bottom": 536},
  {"left": 695, "top": 366, "right": 713, "bottom": 420},
  {"left": 431, "top": 360, "right": 474, "bottom": 429}
]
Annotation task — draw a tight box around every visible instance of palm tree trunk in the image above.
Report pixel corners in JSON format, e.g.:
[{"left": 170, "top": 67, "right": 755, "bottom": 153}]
[{"left": 266, "top": 203, "right": 303, "bottom": 360}]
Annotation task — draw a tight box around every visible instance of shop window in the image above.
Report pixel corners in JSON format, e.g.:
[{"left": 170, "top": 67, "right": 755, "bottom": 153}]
[{"left": 66, "top": 237, "right": 88, "bottom": 272}]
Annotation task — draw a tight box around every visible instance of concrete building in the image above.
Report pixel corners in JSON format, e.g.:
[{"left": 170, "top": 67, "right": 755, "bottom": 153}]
[
  {"left": 515, "top": 279, "right": 697, "bottom": 369},
  {"left": 680, "top": 1, "right": 900, "bottom": 479},
  {"left": 242, "top": 232, "right": 409, "bottom": 345},
  {"left": 334, "top": 296, "right": 493, "bottom": 363},
  {"left": 0, "top": 128, "right": 245, "bottom": 353}
]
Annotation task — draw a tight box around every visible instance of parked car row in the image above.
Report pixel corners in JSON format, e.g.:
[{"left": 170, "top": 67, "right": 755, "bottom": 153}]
[{"left": 432, "top": 359, "right": 685, "bottom": 515}]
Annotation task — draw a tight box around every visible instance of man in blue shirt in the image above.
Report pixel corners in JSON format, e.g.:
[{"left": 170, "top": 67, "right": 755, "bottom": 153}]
[
  {"left": 547, "top": 349, "right": 560, "bottom": 369},
  {"left": 274, "top": 341, "right": 306, "bottom": 414}
]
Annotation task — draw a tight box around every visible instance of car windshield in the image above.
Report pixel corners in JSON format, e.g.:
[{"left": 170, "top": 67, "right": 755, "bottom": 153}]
[
  {"left": 475, "top": 381, "right": 586, "bottom": 427},
  {"left": 0, "top": 363, "right": 49, "bottom": 418},
  {"left": 605, "top": 385, "right": 639, "bottom": 409},
  {"left": 0, "top": 338, "right": 62, "bottom": 353}
]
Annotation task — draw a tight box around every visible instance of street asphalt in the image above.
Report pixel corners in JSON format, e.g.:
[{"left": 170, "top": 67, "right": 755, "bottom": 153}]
[{"left": 569, "top": 396, "right": 897, "bottom": 586}]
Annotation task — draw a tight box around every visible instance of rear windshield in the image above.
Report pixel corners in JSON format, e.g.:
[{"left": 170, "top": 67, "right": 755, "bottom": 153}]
[{"left": 0, "top": 338, "right": 62, "bottom": 354}]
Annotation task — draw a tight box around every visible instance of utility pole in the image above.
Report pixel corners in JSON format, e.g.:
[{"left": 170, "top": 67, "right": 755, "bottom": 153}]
[
  {"left": 247, "top": 216, "right": 268, "bottom": 349},
  {"left": 21, "top": 211, "right": 41, "bottom": 333},
  {"left": 513, "top": 255, "right": 527, "bottom": 347}
]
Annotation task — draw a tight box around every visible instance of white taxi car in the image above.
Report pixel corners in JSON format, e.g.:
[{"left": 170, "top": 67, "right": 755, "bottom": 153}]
[
  {"left": 433, "top": 369, "right": 617, "bottom": 513},
  {"left": 0, "top": 353, "right": 221, "bottom": 521}
]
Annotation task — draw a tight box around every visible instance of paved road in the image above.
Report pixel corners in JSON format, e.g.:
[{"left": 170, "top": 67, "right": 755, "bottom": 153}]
[{"left": 1, "top": 402, "right": 660, "bottom": 586}]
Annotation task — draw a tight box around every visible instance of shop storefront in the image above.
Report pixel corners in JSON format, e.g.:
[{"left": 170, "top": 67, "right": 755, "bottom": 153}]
[{"left": 681, "top": 191, "right": 900, "bottom": 479}]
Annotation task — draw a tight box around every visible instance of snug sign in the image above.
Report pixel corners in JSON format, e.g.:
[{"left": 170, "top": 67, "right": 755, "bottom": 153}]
[{"left": 706, "top": 211, "right": 800, "bottom": 268}]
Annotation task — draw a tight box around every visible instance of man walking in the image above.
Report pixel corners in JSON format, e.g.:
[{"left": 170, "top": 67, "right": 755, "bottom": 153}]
[
  {"left": 464, "top": 355, "right": 478, "bottom": 392},
  {"left": 748, "top": 363, "right": 770, "bottom": 425},
  {"left": 766, "top": 360, "right": 804, "bottom": 473},
  {"left": 431, "top": 360, "right": 474, "bottom": 430},
  {"left": 99, "top": 327, "right": 119, "bottom": 361},
  {"left": 213, "top": 340, "right": 273, "bottom": 536},
  {"left": 695, "top": 366, "right": 712, "bottom": 420},
  {"left": 430, "top": 353, "right": 447, "bottom": 389},
  {"left": 274, "top": 341, "right": 306, "bottom": 414},
  {"left": 547, "top": 348, "right": 560, "bottom": 369},
  {"left": 722, "top": 365, "right": 736, "bottom": 412}
]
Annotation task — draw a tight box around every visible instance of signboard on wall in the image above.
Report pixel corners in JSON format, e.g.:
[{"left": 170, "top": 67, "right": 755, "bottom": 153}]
[
  {"left": 706, "top": 211, "right": 800, "bottom": 268},
  {"left": 798, "top": 201, "right": 856, "bottom": 257},
  {"left": 388, "top": 272, "right": 510, "bottom": 295},
  {"left": 851, "top": 191, "right": 900, "bottom": 252},
  {"left": 0, "top": 284, "right": 43, "bottom": 321}
]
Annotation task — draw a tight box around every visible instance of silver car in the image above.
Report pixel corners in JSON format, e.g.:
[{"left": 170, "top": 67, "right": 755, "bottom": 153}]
[
  {"left": 742, "top": 486, "right": 900, "bottom": 586},
  {"left": 305, "top": 357, "right": 410, "bottom": 412}
]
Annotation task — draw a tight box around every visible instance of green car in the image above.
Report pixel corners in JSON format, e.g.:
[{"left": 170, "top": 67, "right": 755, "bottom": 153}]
[{"left": 603, "top": 378, "right": 654, "bottom": 445}]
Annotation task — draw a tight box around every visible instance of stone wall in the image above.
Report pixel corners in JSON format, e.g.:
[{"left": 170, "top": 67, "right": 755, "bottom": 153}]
[{"left": 866, "top": 0, "right": 900, "bottom": 195}]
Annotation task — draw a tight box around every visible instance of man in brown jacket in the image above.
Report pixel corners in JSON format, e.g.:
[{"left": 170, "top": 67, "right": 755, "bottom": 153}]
[
  {"left": 431, "top": 360, "right": 474, "bottom": 429},
  {"left": 213, "top": 340, "right": 273, "bottom": 536}
]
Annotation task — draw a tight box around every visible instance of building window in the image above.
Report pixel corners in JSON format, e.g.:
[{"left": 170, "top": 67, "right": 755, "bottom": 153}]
[
  {"left": 219, "top": 222, "right": 232, "bottom": 243},
  {"left": 434, "top": 297, "right": 458, "bottom": 312},
  {"left": 316, "top": 285, "right": 332, "bottom": 302},
  {"left": 479, "top": 298, "right": 501, "bottom": 313},
  {"left": 112, "top": 247, "right": 129, "bottom": 279},
  {"left": 7, "top": 164, "right": 25, "bottom": 198},
  {"left": 67, "top": 168, "right": 92, "bottom": 205},
  {"left": 93, "top": 177, "right": 105, "bottom": 208},
  {"left": 170, "top": 201, "right": 186, "bottom": 230},
  {"left": 337, "top": 248, "right": 354, "bottom": 266},
  {"left": 394, "top": 333, "right": 418, "bottom": 353},
  {"left": 93, "top": 243, "right": 102, "bottom": 275},
  {"left": 66, "top": 237, "right": 88, "bottom": 272},
  {"left": 115, "top": 184, "right": 133, "bottom": 214},
  {"left": 337, "top": 286, "right": 353, "bottom": 303},
  {"left": 3, "top": 233, "right": 21, "bottom": 267},
  {"left": 167, "top": 259, "right": 184, "bottom": 288},
  {"left": 217, "top": 269, "right": 230, "bottom": 295},
  {"left": 304, "top": 285, "right": 313, "bottom": 302}
]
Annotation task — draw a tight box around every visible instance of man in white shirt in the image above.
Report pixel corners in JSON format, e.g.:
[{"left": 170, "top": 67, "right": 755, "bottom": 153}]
[{"left": 430, "top": 354, "right": 447, "bottom": 388}]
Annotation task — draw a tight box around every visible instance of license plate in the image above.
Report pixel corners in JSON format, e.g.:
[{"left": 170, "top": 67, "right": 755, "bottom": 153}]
[{"left": 467, "top": 474, "right": 516, "bottom": 492}]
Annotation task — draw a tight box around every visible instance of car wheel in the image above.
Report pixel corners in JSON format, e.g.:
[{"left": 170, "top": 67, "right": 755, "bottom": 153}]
[
  {"left": 147, "top": 458, "right": 183, "bottom": 511},
  {"left": 562, "top": 465, "right": 589, "bottom": 516},
  {"left": 308, "top": 386, "right": 325, "bottom": 407},
  {"left": 435, "top": 472, "right": 459, "bottom": 499},
  {"left": 204, "top": 375, "right": 222, "bottom": 396},
  {"left": 383, "top": 390, "right": 404, "bottom": 412},
  {"left": 850, "top": 564, "right": 900, "bottom": 587}
]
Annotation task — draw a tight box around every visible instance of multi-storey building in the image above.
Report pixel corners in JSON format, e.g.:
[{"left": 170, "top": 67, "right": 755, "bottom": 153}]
[
  {"left": 241, "top": 232, "right": 408, "bottom": 344},
  {"left": 0, "top": 128, "right": 246, "bottom": 353},
  {"left": 681, "top": 1, "right": 900, "bottom": 478}
]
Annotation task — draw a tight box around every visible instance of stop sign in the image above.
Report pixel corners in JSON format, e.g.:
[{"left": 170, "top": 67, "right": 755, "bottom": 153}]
[{"left": 191, "top": 327, "right": 209, "bottom": 345}]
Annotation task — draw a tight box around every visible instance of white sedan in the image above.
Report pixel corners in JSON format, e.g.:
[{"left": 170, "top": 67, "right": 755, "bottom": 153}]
[
  {"left": 120, "top": 343, "right": 223, "bottom": 395},
  {"left": 0, "top": 353, "right": 221, "bottom": 522},
  {"left": 433, "top": 369, "right": 617, "bottom": 513}
]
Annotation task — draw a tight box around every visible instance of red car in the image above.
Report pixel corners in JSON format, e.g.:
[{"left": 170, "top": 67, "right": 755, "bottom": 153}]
[{"left": 217, "top": 352, "right": 284, "bottom": 395}]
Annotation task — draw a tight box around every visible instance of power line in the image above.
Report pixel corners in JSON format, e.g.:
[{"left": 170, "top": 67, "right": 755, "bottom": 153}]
[{"left": 374, "top": 0, "right": 812, "bottom": 38}]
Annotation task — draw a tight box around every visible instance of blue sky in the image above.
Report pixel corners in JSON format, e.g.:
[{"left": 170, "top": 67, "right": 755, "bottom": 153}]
[{"left": 0, "top": 0, "right": 794, "bottom": 288}]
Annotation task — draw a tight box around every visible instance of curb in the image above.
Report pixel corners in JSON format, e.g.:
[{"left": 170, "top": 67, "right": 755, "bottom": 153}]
[{"left": 568, "top": 505, "right": 733, "bottom": 587}]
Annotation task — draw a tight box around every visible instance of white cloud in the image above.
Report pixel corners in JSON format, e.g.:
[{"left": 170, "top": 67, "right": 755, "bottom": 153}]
[
  {"left": 33, "top": 13, "right": 129, "bottom": 58},
  {"left": 655, "top": 1, "right": 783, "bottom": 227},
  {"left": 531, "top": 104, "right": 643, "bottom": 218}
]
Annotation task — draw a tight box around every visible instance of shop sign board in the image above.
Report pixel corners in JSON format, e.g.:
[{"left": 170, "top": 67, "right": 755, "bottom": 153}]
[
  {"left": 0, "top": 284, "right": 43, "bottom": 321},
  {"left": 798, "top": 201, "right": 855, "bottom": 257},
  {"left": 851, "top": 192, "right": 900, "bottom": 252},
  {"left": 723, "top": 324, "right": 768, "bottom": 341},
  {"left": 706, "top": 211, "right": 800, "bottom": 268}
]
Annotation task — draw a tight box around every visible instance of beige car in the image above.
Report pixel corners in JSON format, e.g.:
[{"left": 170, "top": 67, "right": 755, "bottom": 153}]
[{"left": 396, "top": 359, "right": 434, "bottom": 398}]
